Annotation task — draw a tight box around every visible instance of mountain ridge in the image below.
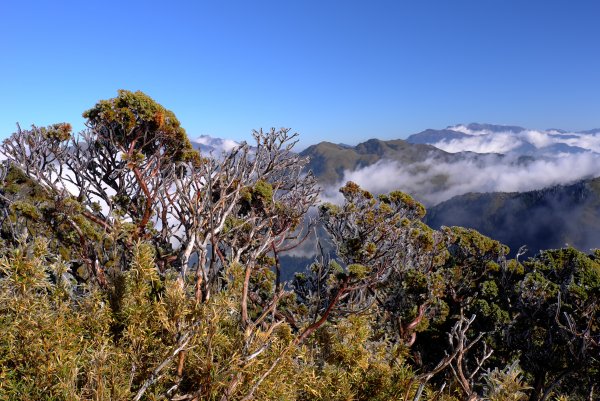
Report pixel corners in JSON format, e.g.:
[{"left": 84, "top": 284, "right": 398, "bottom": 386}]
[
  {"left": 300, "top": 137, "right": 506, "bottom": 186},
  {"left": 405, "top": 123, "right": 600, "bottom": 156},
  {"left": 425, "top": 176, "right": 600, "bottom": 256}
]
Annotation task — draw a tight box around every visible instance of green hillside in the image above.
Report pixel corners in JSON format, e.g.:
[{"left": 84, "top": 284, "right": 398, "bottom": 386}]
[
  {"left": 300, "top": 138, "right": 454, "bottom": 184},
  {"left": 426, "top": 177, "right": 600, "bottom": 256}
]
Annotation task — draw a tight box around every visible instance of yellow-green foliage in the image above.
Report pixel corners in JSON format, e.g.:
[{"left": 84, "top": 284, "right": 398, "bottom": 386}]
[
  {"left": 4, "top": 172, "right": 597, "bottom": 400},
  {"left": 0, "top": 240, "right": 324, "bottom": 400},
  {"left": 39, "top": 122, "right": 72, "bottom": 142},
  {"left": 0, "top": 240, "right": 185, "bottom": 400},
  {"left": 482, "top": 361, "right": 530, "bottom": 401},
  {"left": 83, "top": 90, "right": 201, "bottom": 166},
  {"left": 298, "top": 314, "right": 456, "bottom": 401},
  {"left": 0, "top": 236, "right": 448, "bottom": 401},
  {"left": 0, "top": 239, "right": 113, "bottom": 400},
  {"left": 10, "top": 93, "right": 600, "bottom": 401}
]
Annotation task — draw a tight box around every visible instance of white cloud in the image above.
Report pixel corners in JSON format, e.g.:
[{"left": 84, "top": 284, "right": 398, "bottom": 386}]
[
  {"left": 561, "top": 133, "right": 600, "bottom": 153},
  {"left": 321, "top": 152, "right": 600, "bottom": 206},
  {"left": 432, "top": 133, "right": 523, "bottom": 154},
  {"left": 448, "top": 124, "right": 487, "bottom": 136},
  {"left": 192, "top": 135, "right": 241, "bottom": 154},
  {"left": 430, "top": 127, "right": 600, "bottom": 155},
  {"left": 522, "top": 130, "right": 554, "bottom": 148}
]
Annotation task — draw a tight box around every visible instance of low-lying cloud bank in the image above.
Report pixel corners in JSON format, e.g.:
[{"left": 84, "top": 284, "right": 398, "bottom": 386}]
[
  {"left": 322, "top": 124, "right": 600, "bottom": 206},
  {"left": 432, "top": 124, "right": 600, "bottom": 155},
  {"left": 192, "top": 135, "right": 240, "bottom": 155}
]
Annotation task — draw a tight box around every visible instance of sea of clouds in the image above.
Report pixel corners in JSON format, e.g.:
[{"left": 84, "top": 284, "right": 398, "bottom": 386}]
[
  {"left": 192, "top": 135, "right": 240, "bottom": 155},
  {"left": 433, "top": 124, "right": 600, "bottom": 154},
  {"left": 321, "top": 125, "right": 600, "bottom": 206}
]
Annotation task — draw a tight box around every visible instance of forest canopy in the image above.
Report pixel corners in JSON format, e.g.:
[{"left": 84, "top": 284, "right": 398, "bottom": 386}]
[{"left": 0, "top": 91, "right": 597, "bottom": 401}]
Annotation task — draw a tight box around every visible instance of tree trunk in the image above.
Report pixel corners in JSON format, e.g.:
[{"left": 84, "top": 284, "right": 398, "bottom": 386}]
[{"left": 529, "top": 371, "right": 546, "bottom": 401}]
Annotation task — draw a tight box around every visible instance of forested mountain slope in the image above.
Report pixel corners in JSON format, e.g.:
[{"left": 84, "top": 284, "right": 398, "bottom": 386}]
[
  {"left": 299, "top": 138, "right": 500, "bottom": 185},
  {"left": 426, "top": 177, "right": 600, "bottom": 256}
]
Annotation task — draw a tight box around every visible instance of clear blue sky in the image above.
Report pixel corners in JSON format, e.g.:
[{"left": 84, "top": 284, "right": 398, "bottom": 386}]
[{"left": 1, "top": 0, "right": 600, "bottom": 148}]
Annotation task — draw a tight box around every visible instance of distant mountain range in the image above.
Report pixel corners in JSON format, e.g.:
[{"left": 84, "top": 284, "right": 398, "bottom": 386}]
[
  {"left": 406, "top": 123, "right": 600, "bottom": 156},
  {"left": 190, "top": 135, "right": 240, "bottom": 155},
  {"left": 304, "top": 123, "right": 600, "bottom": 254},
  {"left": 300, "top": 139, "right": 460, "bottom": 184},
  {"left": 199, "top": 123, "right": 600, "bottom": 254},
  {"left": 298, "top": 138, "right": 527, "bottom": 190}
]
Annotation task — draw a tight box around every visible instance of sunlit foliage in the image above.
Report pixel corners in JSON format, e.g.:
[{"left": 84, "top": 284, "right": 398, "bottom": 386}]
[{"left": 0, "top": 92, "right": 597, "bottom": 400}]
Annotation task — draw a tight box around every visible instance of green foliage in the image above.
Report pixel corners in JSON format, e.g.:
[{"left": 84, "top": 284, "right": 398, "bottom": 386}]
[
  {"left": 0, "top": 212, "right": 450, "bottom": 400},
  {"left": 347, "top": 263, "right": 368, "bottom": 279},
  {"left": 482, "top": 361, "right": 530, "bottom": 401},
  {"left": 9, "top": 200, "right": 41, "bottom": 221},
  {"left": 0, "top": 239, "right": 297, "bottom": 400},
  {"left": 83, "top": 89, "right": 201, "bottom": 165},
  {"left": 299, "top": 315, "right": 450, "bottom": 401},
  {"left": 0, "top": 239, "right": 113, "bottom": 400},
  {"left": 238, "top": 179, "right": 275, "bottom": 216},
  {"left": 39, "top": 122, "right": 72, "bottom": 141},
  {"left": 510, "top": 248, "right": 600, "bottom": 400},
  {"left": 3, "top": 94, "right": 600, "bottom": 400}
]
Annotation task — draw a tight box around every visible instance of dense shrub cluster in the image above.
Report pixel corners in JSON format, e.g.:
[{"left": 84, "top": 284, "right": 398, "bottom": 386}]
[{"left": 0, "top": 91, "right": 597, "bottom": 400}]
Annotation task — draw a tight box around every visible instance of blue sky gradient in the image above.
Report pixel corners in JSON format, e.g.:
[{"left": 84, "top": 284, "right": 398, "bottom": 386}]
[{"left": 1, "top": 0, "right": 600, "bottom": 147}]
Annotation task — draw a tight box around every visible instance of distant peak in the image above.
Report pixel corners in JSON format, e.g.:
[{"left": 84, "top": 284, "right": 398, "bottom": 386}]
[
  {"left": 448, "top": 123, "right": 526, "bottom": 134},
  {"left": 190, "top": 135, "right": 240, "bottom": 154}
]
